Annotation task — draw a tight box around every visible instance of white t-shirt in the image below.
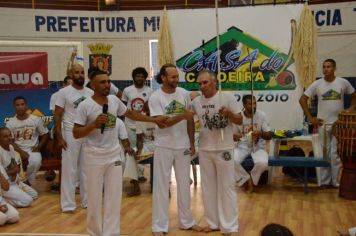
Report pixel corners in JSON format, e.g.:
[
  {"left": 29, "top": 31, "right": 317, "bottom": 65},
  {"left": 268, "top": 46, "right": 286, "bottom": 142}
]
[
  {"left": 75, "top": 95, "right": 127, "bottom": 154},
  {"left": 85, "top": 79, "right": 120, "bottom": 96},
  {"left": 122, "top": 85, "right": 153, "bottom": 128},
  {"left": 192, "top": 91, "right": 239, "bottom": 151},
  {"left": 0, "top": 165, "right": 9, "bottom": 181},
  {"left": 0, "top": 145, "right": 20, "bottom": 170},
  {"left": 0, "top": 145, "right": 20, "bottom": 184},
  {"left": 0, "top": 164, "right": 9, "bottom": 200},
  {"left": 55, "top": 85, "right": 94, "bottom": 131},
  {"left": 148, "top": 87, "right": 191, "bottom": 149},
  {"left": 49, "top": 91, "right": 59, "bottom": 111},
  {"left": 235, "top": 110, "right": 271, "bottom": 150},
  {"left": 116, "top": 118, "right": 128, "bottom": 140},
  {"left": 6, "top": 115, "right": 48, "bottom": 152},
  {"left": 304, "top": 77, "right": 355, "bottom": 124}
]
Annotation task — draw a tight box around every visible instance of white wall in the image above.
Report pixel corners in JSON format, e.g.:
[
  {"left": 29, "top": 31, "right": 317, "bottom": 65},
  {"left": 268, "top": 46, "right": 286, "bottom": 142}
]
[
  {"left": 311, "top": 2, "right": 356, "bottom": 77},
  {"left": 0, "top": 3, "right": 355, "bottom": 129}
]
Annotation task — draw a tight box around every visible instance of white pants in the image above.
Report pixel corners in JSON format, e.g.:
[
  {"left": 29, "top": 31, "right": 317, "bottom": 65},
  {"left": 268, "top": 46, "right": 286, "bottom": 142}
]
[
  {"left": 84, "top": 147, "right": 123, "bottom": 236},
  {"left": 60, "top": 129, "right": 87, "bottom": 212},
  {"left": 0, "top": 201, "right": 19, "bottom": 225},
  {"left": 127, "top": 127, "right": 145, "bottom": 178},
  {"left": 199, "top": 149, "right": 238, "bottom": 233},
  {"left": 26, "top": 151, "right": 42, "bottom": 186},
  {"left": 152, "top": 147, "right": 195, "bottom": 233},
  {"left": 234, "top": 148, "right": 268, "bottom": 186},
  {"left": 3, "top": 181, "right": 38, "bottom": 208},
  {"left": 318, "top": 125, "right": 341, "bottom": 187},
  {"left": 349, "top": 227, "right": 356, "bottom": 236}
]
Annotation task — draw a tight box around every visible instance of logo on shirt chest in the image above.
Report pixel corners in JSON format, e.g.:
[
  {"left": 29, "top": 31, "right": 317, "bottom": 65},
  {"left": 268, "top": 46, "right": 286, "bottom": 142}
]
[
  {"left": 321, "top": 89, "right": 341, "bottom": 100},
  {"left": 73, "top": 96, "right": 87, "bottom": 108},
  {"left": 131, "top": 97, "right": 145, "bottom": 113},
  {"left": 202, "top": 109, "right": 228, "bottom": 130},
  {"left": 165, "top": 100, "right": 185, "bottom": 115},
  {"left": 15, "top": 127, "right": 35, "bottom": 141},
  {"left": 104, "top": 114, "right": 117, "bottom": 130}
]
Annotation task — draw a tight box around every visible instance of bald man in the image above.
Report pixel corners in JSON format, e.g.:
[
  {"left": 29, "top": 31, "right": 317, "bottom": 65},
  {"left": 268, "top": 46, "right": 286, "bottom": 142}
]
[{"left": 54, "top": 64, "right": 93, "bottom": 213}]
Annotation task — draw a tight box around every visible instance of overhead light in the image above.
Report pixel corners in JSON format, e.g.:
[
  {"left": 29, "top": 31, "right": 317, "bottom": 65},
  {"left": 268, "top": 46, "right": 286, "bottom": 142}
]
[{"left": 105, "top": 0, "right": 116, "bottom": 5}]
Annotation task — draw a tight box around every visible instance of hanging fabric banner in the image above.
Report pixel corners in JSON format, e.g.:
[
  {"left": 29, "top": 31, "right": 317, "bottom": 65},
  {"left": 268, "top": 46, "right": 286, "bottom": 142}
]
[{"left": 0, "top": 52, "right": 48, "bottom": 90}]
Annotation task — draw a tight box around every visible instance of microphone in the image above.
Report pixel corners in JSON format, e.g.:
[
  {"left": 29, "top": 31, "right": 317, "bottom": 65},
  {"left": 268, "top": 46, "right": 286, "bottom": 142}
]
[{"left": 101, "top": 104, "right": 108, "bottom": 134}]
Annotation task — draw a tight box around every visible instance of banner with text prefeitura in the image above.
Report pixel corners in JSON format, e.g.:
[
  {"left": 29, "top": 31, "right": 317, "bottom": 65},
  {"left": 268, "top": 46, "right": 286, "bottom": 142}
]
[
  {"left": 0, "top": 8, "right": 161, "bottom": 127},
  {"left": 0, "top": 7, "right": 161, "bottom": 85},
  {"left": 169, "top": 5, "right": 304, "bottom": 130},
  {"left": 0, "top": 8, "right": 160, "bottom": 39}
]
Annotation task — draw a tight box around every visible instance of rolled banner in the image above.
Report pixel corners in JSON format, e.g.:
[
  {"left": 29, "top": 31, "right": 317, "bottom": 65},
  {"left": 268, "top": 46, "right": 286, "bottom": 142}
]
[{"left": 123, "top": 154, "right": 138, "bottom": 180}]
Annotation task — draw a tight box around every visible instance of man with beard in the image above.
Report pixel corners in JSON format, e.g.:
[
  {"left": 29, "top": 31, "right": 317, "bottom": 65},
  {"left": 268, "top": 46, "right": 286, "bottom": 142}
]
[
  {"left": 121, "top": 67, "right": 153, "bottom": 196},
  {"left": 6, "top": 96, "right": 49, "bottom": 187},
  {"left": 191, "top": 70, "right": 241, "bottom": 235},
  {"left": 72, "top": 70, "right": 165, "bottom": 236},
  {"left": 234, "top": 95, "right": 272, "bottom": 192},
  {"left": 148, "top": 64, "right": 201, "bottom": 236},
  {"left": 54, "top": 64, "right": 93, "bottom": 213}
]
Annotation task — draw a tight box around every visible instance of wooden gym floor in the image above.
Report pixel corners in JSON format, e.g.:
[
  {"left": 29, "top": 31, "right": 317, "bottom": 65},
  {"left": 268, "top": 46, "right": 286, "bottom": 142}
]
[{"left": 0, "top": 164, "right": 355, "bottom": 236}]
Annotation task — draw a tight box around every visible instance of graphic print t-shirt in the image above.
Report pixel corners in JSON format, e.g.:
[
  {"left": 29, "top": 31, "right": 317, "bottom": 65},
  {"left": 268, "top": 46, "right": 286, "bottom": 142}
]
[
  {"left": 75, "top": 95, "right": 127, "bottom": 152},
  {"left": 148, "top": 87, "right": 191, "bottom": 149},
  {"left": 192, "top": 92, "right": 239, "bottom": 151},
  {"left": 122, "top": 85, "right": 153, "bottom": 128},
  {"left": 304, "top": 77, "right": 355, "bottom": 124},
  {"left": 6, "top": 115, "right": 48, "bottom": 152},
  {"left": 55, "top": 85, "right": 94, "bottom": 131}
]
